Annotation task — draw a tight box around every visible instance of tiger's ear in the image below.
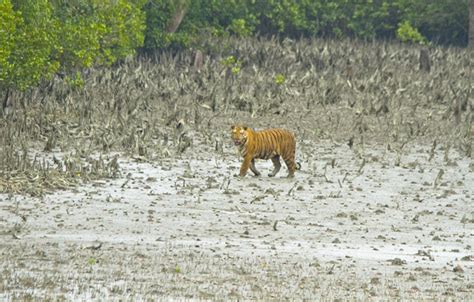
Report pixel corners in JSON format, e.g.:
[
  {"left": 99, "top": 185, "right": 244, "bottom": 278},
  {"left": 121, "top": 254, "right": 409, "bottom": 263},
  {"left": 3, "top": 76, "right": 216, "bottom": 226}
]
[
  {"left": 231, "top": 125, "right": 235, "bottom": 130},
  {"left": 243, "top": 126, "right": 248, "bottom": 131}
]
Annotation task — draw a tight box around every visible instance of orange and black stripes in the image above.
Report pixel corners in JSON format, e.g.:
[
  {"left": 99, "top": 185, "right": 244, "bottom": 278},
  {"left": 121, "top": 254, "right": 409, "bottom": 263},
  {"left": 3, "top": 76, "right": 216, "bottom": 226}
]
[{"left": 231, "top": 125, "right": 300, "bottom": 177}]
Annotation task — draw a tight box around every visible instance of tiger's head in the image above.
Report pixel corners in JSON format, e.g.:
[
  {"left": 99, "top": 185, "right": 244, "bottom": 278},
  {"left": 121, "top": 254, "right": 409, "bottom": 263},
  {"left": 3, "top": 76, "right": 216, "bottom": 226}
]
[{"left": 231, "top": 125, "right": 250, "bottom": 147}]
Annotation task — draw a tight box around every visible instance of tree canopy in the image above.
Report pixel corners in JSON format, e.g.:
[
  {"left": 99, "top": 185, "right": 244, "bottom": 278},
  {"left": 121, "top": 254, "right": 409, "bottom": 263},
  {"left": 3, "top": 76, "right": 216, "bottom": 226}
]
[
  {"left": 0, "top": 0, "right": 145, "bottom": 92},
  {"left": 141, "top": 0, "right": 469, "bottom": 51},
  {"left": 0, "top": 0, "right": 470, "bottom": 93}
]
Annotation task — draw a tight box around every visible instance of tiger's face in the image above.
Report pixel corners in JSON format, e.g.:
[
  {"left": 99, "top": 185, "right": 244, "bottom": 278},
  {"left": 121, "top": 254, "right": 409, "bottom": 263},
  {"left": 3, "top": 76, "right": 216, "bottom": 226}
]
[{"left": 231, "top": 125, "right": 249, "bottom": 147}]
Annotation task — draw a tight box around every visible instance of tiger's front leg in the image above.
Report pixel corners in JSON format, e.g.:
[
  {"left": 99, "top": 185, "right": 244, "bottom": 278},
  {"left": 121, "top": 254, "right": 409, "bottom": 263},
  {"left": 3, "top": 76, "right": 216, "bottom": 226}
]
[
  {"left": 250, "top": 159, "right": 261, "bottom": 176},
  {"left": 239, "top": 155, "right": 253, "bottom": 177},
  {"left": 268, "top": 155, "right": 281, "bottom": 177}
]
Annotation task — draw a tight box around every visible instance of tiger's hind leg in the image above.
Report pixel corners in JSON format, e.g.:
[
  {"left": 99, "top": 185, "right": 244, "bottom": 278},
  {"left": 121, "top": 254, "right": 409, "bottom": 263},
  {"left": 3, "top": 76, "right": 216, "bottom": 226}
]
[
  {"left": 268, "top": 155, "right": 281, "bottom": 177},
  {"left": 250, "top": 159, "right": 261, "bottom": 176},
  {"left": 283, "top": 154, "right": 297, "bottom": 178}
]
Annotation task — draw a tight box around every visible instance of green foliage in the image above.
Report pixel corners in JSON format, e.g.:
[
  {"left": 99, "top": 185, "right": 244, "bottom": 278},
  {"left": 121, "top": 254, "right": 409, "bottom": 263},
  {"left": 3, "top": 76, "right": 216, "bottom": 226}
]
[
  {"left": 0, "top": 0, "right": 145, "bottom": 92},
  {"left": 142, "top": 0, "right": 469, "bottom": 50},
  {"left": 397, "top": 0, "right": 469, "bottom": 45},
  {"left": 0, "top": 1, "right": 20, "bottom": 87},
  {"left": 254, "top": 0, "right": 307, "bottom": 35},
  {"left": 52, "top": 0, "right": 146, "bottom": 70},
  {"left": 142, "top": 0, "right": 256, "bottom": 51},
  {"left": 65, "top": 71, "right": 85, "bottom": 88},
  {"left": 221, "top": 55, "right": 241, "bottom": 75},
  {"left": 274, "top": 74, "right": 285, "bottom": 85},
  {"left": 98, "top": 0, "right": 146, "bottom": 60},
  {"left": 142, "top": 0, "right": 192, "bottom": 50},
  {"left": 1, "top": 0, "right": 469, "bottom": 94},
  {"left": 348, "top": 1, "right": 400, "bottom": 39},
  {"left": 228, "top": 18, "right": 252, "bottom": 37},
  {"left": 231, "top": 66, "right": 241, "bottom": 75},
  {"left": 396, "top": 21, "right": 427, "bottom": 44},
  {"left": 221, "top": 55, "right": 237, "bottom": 67},
  {"left": 1, "top": 0, "right": 60, "bottom": 91}
]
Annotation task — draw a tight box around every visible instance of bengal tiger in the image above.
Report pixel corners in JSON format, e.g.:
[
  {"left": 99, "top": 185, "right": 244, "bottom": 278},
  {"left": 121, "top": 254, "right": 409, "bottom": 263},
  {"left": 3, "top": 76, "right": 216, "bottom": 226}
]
[{"left": 231, "top": 125, "right": 300, "bottom": 178}]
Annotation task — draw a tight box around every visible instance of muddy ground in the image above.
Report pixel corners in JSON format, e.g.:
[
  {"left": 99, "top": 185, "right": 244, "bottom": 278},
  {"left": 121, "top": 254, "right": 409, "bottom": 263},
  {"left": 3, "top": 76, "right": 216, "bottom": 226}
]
[
  {"left": 1, "top": 131, "right": 473, "bottom": 300},
  {"left": 0, "top": 37, "right": 473, "bottom": 300}
]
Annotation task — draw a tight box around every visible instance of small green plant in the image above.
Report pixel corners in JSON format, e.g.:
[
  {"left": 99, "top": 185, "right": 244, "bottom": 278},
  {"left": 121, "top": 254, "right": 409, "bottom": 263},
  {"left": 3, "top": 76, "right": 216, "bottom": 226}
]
[
  {"left": 88, "top": 257, "right": 97, "bottom": 265},
  {"left": 221, "top": 55, "right": 237, "bottom": 67},
  {"left": 174, "top": 264, "right": 181, "bottom": 273},
  {"left": 396, "top": 21, "right": 427, "bottom": 44},
  {"left": 274, "top": 73, "right": 286, "bottom": 85},
  {"left": 65, "top": 71, "right": 85, "bottom": 88},
  {"left": 231, "top": 66, "right": 241, "bottom": 75},
  {"left": 221, "top": 55, "right": 241, "bottom": 75}
]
